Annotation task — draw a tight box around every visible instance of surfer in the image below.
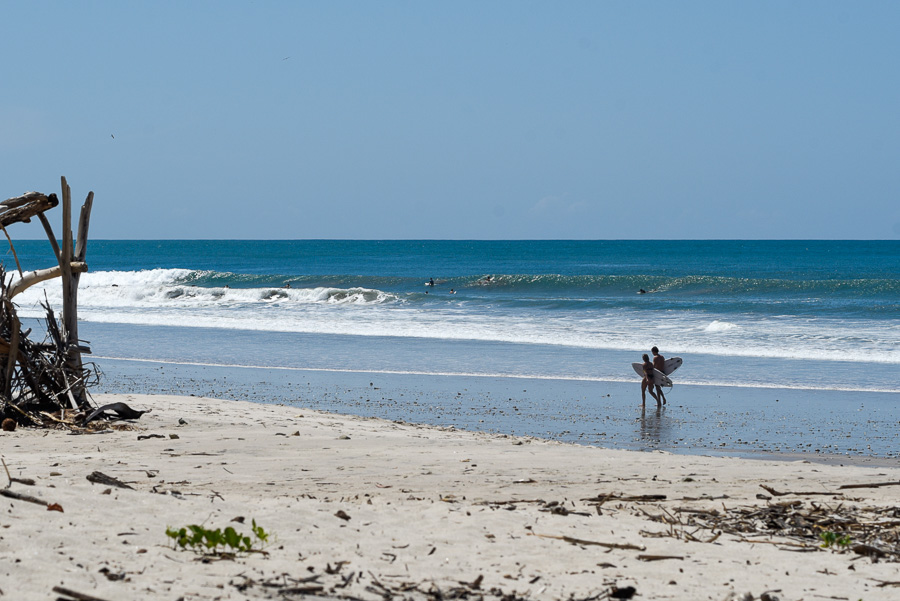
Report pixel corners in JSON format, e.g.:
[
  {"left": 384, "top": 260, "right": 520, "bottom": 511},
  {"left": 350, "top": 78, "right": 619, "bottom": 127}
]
[
  {"left": 638, "top": 288, "right": 647, "bottom": 294},
  {"left": 640, "top": 353, "right": 660, "bottom": 408},
  {"left": 651, "top": 346, "right": 667, "bottom": 405},
  {"left": 428, "top": 278, "right": 435, "bottom": 287}
]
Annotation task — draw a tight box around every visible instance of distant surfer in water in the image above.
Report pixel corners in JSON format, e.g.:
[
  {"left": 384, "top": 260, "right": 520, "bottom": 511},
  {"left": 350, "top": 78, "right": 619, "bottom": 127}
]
[
  {"left": 651, "top": 346, "right": 667, "bottom": 405},
  {"left": 428, "top": 278, "right": 435, "bottom": 286},
  {"left": 640, "top": 353, "right": 660, "bottom": 408}
]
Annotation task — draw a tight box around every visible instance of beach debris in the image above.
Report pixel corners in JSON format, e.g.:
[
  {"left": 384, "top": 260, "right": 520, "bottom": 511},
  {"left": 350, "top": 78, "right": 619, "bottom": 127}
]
[
  {"left": 335, "top": 509, "right": 351, "bottom": 521},
  {"left": 0, "top": 486, "right": 61, "bottom": 510},
  {"left": 98, "top": 567, "right": 129, "bottom": 582},
  {"left": 0, "top": 179, "right": 102, "bottom": 429},
  {"left": 52, "top": 585, "right": 114, "bottom": 601},
  {"left": 838, "top": 480, "right": 900, "bottom": 490},
  {"left": 1, "top": 457, "right": 62, "bottom": 510},
  {"left": 232, "top": 569, "right": 556, "bottom": 600},
  {"left": 81, "top": 402, "right": 148, "bottom": 426},
  {"left": 534, "top": 532, "right": 645, "bottom": 551},
  {"left": 584, "top": 492, "right": 668, "bottom": 505},
  {"left": 608, "top": 584, "right": 637, "bottom": 599},
  {"left": 86, "top": 471, "right": 134, "bottom": 490},
  {"left": 637, "top": 554, "right": 684, "bottom": 561},
  {"left": 643, "top": 499, "right": 900, "bottom": 561},
  {"left": 759, "top": 484, "right": 838, "bottom": 497}
]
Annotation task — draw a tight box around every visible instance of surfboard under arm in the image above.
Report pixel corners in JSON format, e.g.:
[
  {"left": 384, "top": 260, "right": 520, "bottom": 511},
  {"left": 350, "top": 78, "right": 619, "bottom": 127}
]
[{"left": 631, "top": 362, "right": 672, "bottom": 387}]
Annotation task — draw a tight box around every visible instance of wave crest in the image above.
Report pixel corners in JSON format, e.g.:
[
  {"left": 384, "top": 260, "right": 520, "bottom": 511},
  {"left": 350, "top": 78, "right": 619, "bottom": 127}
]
[{"left": 13, "top": 269, "right": 400, "bottom": 309}]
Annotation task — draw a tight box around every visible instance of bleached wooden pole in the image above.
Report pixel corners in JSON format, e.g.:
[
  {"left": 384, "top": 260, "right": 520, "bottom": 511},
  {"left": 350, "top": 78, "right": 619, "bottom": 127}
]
[{"left": 56, "top": 176, "right": 93, "bottom": 404}]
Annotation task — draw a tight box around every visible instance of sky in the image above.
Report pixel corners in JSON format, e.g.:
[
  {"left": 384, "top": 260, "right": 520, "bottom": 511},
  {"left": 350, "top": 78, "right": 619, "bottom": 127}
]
[{"left": 2, "top": 1, "right": 899, "bottom": 240}]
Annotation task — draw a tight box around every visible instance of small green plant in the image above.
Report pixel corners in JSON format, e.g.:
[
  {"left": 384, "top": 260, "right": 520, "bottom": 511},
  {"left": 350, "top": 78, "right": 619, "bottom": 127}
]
[
  {"left": 166, "top": 519, "right": 270, "bottom": 555},
  {"left": 818, "top": 530, "right": 851, "bottom": 549}
]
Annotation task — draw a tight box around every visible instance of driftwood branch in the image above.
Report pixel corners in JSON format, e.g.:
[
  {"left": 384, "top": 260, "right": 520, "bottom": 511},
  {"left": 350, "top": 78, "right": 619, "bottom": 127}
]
[
  {"left": 51, "top": 586, "right": 113, "bottom": 601},
  {"left": 0, "top": 487, "right": 52, "bottom": 507},
  {"left": 838, "top": 481, "right": 900, "bottom": 490},
  {"left": 534, "top": 532, "right": 645, "bottom": 551},
  {"left": 75, "top": 191, "right": 94, "bottom": 263},
  {"left": 0, "top": 192, "right": 58, "bottom": 227},
  {"left": 759, "top": 484, "right": 839, "bottom": 497},
  {"left": 7, "top": 263, "right": 88, "bottom": 299},
  {"left": 38, "top": 213, "right": 62, "bottom": 263},
  {"left": 4, "top": 300, "right": 19, "bottom": 396},
  {"left": 0, "top": 225, "right": 23, "bottom": 276}
]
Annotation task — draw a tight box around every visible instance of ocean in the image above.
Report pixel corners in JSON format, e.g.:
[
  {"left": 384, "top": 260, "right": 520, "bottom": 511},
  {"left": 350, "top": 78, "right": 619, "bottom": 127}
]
[{"left": 8, "top": 240, "right": 899, "bottom": 460}]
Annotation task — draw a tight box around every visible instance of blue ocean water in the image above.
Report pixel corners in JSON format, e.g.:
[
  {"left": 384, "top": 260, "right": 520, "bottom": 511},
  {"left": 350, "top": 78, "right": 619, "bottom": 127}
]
[{"left": 8, "top": 240, "right": 899, "bottom": 393}]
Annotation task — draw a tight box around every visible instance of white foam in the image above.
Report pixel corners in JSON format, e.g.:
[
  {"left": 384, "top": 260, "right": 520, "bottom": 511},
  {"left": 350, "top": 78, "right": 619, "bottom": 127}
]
[
  {"left": 703, "top": 320, "right": 738, "bottom": 332},
  {"left": 12, "top": 269, "right": 399, "bottom": 310},
  {"left": 13, "top": 269, "right": 900, "bottom": 367}
]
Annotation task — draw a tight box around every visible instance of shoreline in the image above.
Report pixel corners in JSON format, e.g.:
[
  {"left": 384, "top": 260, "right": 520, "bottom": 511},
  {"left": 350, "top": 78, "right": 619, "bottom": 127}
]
[
  {"left": 93, "top": 358, "right": 900, "bottom": 465},
  {"left": 3, "top": 393, "right": 900, "bottom": 600}
]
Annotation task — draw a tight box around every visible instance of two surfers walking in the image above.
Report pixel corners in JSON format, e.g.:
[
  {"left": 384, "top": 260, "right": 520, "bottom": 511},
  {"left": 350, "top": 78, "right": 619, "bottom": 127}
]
[{"left": 640, "top": 346, "right": 669, "bottom": 408}]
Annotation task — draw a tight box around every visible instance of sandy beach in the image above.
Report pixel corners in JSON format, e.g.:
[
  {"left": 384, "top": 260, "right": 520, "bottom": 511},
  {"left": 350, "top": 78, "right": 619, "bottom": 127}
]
[{"left": 3, "top": 393, "right": 900, "bottom": 601}]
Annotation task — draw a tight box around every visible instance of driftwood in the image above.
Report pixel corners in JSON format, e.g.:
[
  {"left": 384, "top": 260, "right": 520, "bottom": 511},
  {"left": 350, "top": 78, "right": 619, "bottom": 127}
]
[
  {"left": 644, "top": 499, "right": 900, "bottom": 561},
  {"left": 0, "top": 178, "right": 101, "bottom": 427}
]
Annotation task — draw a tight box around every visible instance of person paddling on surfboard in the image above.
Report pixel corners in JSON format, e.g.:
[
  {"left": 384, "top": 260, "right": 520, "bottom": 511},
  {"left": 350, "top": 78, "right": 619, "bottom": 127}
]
[
  {"left": 651, "top": 346, "right": 667, "bottom": 406},
  {"left": 641, "top": 354, "right": 660, "bottom": 408}
]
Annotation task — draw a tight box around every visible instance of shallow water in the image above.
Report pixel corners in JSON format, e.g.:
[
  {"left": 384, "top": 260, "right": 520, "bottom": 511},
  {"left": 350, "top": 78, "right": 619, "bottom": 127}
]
[{"left": 93, "top": 353, "right": 900, "bottom": 465}]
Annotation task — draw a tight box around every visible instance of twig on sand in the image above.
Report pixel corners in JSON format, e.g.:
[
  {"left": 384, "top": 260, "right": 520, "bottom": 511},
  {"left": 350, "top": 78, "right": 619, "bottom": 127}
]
[
  {"left": 838, "top": 481, "right": 900, "bottom": 490},
  {"left": 2, "top": 457, "right": 36, "bottom": 486},
  {"left": 534, "top": 532, "right": 645, "bottom": 551},
  {"left": 759, "top": 484, "right": 838, "bottom": 497},
  {"left": 582, "top": 493, "right": 667, "bottom": 503},
  {"left": 52, "top": 586, "right": 114, "bottom": 601},
  {"left": 0, "top": 487, "right": 55, "bottom": 508}
]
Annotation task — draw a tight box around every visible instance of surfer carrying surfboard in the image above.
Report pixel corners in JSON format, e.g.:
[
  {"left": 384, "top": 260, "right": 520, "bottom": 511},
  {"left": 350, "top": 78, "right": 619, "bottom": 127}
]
[
  {"left": 651, "top": 346, "right": 667, "bottom": 405},
  {"left": 640, "top": 354, "right": 661, "bottom": 408}
]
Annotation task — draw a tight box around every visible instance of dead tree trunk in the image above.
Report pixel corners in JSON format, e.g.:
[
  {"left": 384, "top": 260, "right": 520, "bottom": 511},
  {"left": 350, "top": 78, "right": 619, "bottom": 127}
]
[{"left": 57, "top": 177, "right": 94, "bottom": 404}]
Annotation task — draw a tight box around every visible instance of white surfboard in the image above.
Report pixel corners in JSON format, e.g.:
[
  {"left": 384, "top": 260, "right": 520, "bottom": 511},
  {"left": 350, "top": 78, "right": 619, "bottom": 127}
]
[
  {"left": 661, "top": 356, "right": 682, "bottom": 375},
  {"left": 632, "top": 363, "right": 673, "bottom": 387}
]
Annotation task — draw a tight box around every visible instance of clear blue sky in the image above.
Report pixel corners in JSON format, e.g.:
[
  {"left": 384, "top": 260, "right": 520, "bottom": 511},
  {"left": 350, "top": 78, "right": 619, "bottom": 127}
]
[{"left": 2, "top": 1, "right": 898, "bottom": 239}]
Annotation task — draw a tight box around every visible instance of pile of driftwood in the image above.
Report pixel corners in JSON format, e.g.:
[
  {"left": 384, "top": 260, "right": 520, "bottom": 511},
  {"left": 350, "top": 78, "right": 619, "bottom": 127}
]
[
  {"left": 643, "top": 496, "right": 900, "bottom": 561},
  {"left": 0, "top": 177, "right": 98, "bottom": 429}
]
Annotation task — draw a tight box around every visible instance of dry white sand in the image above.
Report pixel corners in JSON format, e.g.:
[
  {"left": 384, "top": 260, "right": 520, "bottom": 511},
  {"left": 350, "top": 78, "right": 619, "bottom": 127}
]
[{"left": 2, "top": 393, "right": 899, "bottom": 601}]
